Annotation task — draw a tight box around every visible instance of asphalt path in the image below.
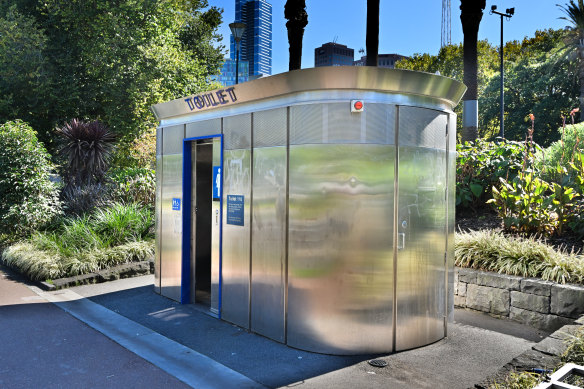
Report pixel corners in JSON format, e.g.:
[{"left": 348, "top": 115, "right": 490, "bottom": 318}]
[{"left": 0, "top": 267, "right": 190, "bottom": 389}]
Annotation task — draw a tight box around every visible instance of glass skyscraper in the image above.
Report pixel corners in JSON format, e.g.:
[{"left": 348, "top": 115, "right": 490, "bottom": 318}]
[{"left": 230, "top": 0, "right": 272, "bottom": 77}]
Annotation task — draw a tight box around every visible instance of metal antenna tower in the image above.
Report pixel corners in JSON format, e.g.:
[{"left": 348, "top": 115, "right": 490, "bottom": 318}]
[{"left": 441, "top": 0, "right": 451, "bottom": 47}]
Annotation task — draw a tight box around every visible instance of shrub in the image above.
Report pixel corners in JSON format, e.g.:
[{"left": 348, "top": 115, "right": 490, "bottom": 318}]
[
  {"left": 535, "top": 121, "right": 584, "bottom": 178},
  {"left": 108, "top": 167, "right": 155, "bottom": 208},
  {"left": 56, "top": 119, "right": 116, "bottom": 187},
  {"left": 61, "top": 183, "right": 111, "bottom": 216},
  {"left": 0, "top": 120, "right": 62, "bottom": 236},
  {"left": 92, "top": 202, "right": 154, "bottom": 246},
  {"left": 455, "top": 230, "right": 584, "bottom": 284},
  {"left": 456, "top": 138, "right": 525, "bottom": 211}
]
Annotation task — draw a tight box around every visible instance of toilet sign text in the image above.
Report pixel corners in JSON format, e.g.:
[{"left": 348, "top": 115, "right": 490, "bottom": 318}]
[
  {"left": 226, "top": 195, "right": 244, "bottom": 226},
  {"left": 184, "top": 87, "right": 237, "bottom": 111}
]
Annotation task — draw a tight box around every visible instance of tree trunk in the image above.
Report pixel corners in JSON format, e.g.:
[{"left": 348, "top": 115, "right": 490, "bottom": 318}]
[
  {"left": 366, "top": 0, "right": 379, "bottom": 66},
  {"left": 285, "top": 0, "right": 308, "bottom": 71},
  {"left": 460, "top": 0, "right": 485, "bottom": 142},
  {"left": 579, "top": 42, "right": 584, "bottom": 118}
]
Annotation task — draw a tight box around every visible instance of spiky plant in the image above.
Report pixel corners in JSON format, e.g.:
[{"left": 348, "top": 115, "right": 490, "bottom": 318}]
[{"left": 56, "top": 119, "right": 116, "bottom": 188}]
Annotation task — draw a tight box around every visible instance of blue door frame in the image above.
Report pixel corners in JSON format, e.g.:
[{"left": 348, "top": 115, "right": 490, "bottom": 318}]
[{"left": 181, "top": 134, "right": 223, "bottom": 318}]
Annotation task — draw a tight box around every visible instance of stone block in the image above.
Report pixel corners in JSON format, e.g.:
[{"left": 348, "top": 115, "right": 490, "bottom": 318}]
[
  {"left": 550, "top": 283, "right": 584, "bottom": 319},
  {"left": 510, "top": 307, "right": 573, "bottom": 332},
  {"left": 521, "top": 278, "right": 553, "bottom": 297},
  {"left": 457, "top": 268, "right": 477, "bottom": 284},
  {"left": 508, "top": 349, "right": 560, "bottom": 372},
  {"left": 458, "top": 282, "right": 467, "bottom": 297},
  {"left": 476, "top": 272, "right": 521, "bottom": 291},
  {"left": 510, "top": 291, "right": 550, "bottom": 314},
  {"left": 466, "top": 284, "right": 509, "bottom": 315},
  {"left": 454, "top": 295, "right": 466, "bottom": 307},
  {"left": 549, "top": 324, "right": 582, "bottom": 341},
  {"left": 532, "top": 336, "right": 568, "bottom": 357}
]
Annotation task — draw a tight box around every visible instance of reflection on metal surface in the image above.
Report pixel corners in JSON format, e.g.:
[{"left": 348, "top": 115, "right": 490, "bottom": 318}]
[
  {"left": 152, "top": 67, "right": 466, "bottom": 120},
  {"left": 160, "top": 153, "right": 183, "bottom": 301},
  {"left": 221, "top": 149, "right": 251, "bottom": 328},
  {"left": 154, "top": 152, "right": 162, "bottom": 294},
  {"left": 224, "top": 114, "right": 251, "bottom": 150},
  {"left": 287, "top": 144, "right": 394, "bottom": 354},
  {"left": 186, "top": 119, "right": 221, "bottom": 139},
  {"left": 251, "top": 147, "right": 287, "bottom": 342},
  {"left": 395, "top": 105, "right": 448, "bottom": 351}
]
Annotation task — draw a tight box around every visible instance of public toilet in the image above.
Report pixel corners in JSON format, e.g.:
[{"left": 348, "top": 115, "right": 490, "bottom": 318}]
[{"left": 152, "top": 66, "right": 466, "bottom": 355}]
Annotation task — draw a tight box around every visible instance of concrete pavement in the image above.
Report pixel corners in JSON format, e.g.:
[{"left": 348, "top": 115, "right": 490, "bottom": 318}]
[{"left": 1, "top": 268, "right": 547, "bottom": 388}]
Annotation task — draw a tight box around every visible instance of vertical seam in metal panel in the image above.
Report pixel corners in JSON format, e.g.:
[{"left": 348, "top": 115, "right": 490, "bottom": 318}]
[
  {"left": 322, "top": 104, "right": 328, "bottom": 143},
  {"left": 249, "top": 113, "right": 254, "bottom": 330},
  {"left": 392, "top": 105, "right": 400, "bottom": 353},
  {"left": 218, "top": 118, "right": 224, "bottom": 318},
  {"left": 284, "top": 106, "right": 290, "bottom": 344},
  {"left": 158, "top": 128, "right": 163, "bottom": 292},
  {"left": 444, "top": 115, "right": 450, "bottom": 337}
]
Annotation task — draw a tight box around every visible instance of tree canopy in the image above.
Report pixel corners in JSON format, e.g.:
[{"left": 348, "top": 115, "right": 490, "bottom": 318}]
[{"left": 0, "top": 0, "right": 225, "bottom": 154}]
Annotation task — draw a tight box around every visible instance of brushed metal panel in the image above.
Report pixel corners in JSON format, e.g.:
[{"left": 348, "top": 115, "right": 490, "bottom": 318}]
[
  {"left": 224, "top": 114, "right": 251, "bottom": 150},
  {"left": 154, "top": 154, "right": 162, "bottom": 293},
  {"left": 253, "top": 108, "right": 287, "bottom": 147},
  {"left": 221, "top": 149, "right": 251, "bottom": 328},
  {"left": 186, "top": 119, "right": 221, "bottom": 139},
  {"left": 399, "top": 107, "right": 448, "bottom": 149},
  {"left": 449, "top": 113, "right": 457, "bottom": 152},
  {"left": 211, "top": 137, "right": 222, "bottom": 313},
  {"left": 290, "top": 104, "right": 323, "bottom": 145},
  {"left": 160, "top": 153, "right": 183, "bottom": 302},
  {"left": 395, "top": 146, "right": 447, "bottom": 351},
  {"left": 287, "top": 144, "right": 394, "bottom": 355},
  {"left": 162, "top": 125, "right": 184, "bottom": 154},
  {"left": 251, "top": 147, "right": 287, "bottom": 343},
  {"left": 152, "top": 67, "right": 466, "bottom": 120},
  {"left": 156, "top": 127, "right": 162, "bottom": 156},
  {"left": 447, "top": 151, "right": 456, "bottom": 323},
  {"left": 326, "top": 103, "right": 362, "bottom": 144},
  {"left": 366, "top": 103, "right": 396, "bottom": 144}
]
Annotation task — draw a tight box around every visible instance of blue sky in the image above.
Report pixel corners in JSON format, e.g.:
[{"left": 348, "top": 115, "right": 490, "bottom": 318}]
[{"left": 213, "top": 0, "right": 570, "bottom": 75}]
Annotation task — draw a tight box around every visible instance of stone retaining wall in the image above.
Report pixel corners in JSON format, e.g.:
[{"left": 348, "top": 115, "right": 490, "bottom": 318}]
[{"left": 455, "top": 268, "right": 584, "bottom": 331}]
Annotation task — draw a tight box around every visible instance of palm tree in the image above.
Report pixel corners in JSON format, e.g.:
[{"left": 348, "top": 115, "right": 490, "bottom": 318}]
[
  {"left": 366, "top": 0, "right": 380, "bottom": 66},
  {"left": 559, "top": 0, "right": 584, "bottom": 118},
  {"left": 460, "top": 0, "right": 486, "bottom": 142},
  {"left": 285, "top": 0, "right": 308, "bottom": 71}
]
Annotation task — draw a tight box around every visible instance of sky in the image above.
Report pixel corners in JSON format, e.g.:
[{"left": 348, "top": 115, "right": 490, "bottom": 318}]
[{"left": 212, "top": 0, "right": 571, "bottom": 75}]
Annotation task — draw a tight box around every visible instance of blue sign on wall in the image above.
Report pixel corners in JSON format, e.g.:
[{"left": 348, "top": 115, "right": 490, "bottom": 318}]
[
  {"left": 226, "top": 195, "right": 244, "bottom": 226},
  {"left": 172, "top": 198, "right": 181, "bottom": 211},
  {"left": 213, "top": 166, "right": 221, "bottom": 199}
]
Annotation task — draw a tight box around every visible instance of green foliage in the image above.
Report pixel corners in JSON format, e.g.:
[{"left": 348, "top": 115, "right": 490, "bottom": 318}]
[
  {"left": 455, "top": 230, "right": 584, "bottom": 284},
  {"left": 562, "top": 328, "right": 584, "bottom": 365},
  {"left": 536, "top": 122, "right": 584, "bottom": 175},
  {"left": 397, "top": 29, "right": 574, "bottom": 145},
  {"left": 0, "top": 202, "right": 154, "bottom": 280},
  {"left": 488, "top": 371, "right": 543, "bottom": 389},
  {"left": 0, "top": 120, "right": 61, "bottom": 236},
  {"left": 456, "top": 139, "right": 524, "bottom": 210},
  {"left": 0, "top": 6, "right": 50, "bottom": 140},
  {"left": 0, "top": 0, "right": 225, "bottom": 152},
  {"left": 108, "top": 168, "right": 156, "bottom": 208}
]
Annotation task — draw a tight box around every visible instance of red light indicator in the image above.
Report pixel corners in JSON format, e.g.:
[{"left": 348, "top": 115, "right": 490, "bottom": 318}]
[{"left": 351, "top": 100, "right": 364, "bottom": 112}]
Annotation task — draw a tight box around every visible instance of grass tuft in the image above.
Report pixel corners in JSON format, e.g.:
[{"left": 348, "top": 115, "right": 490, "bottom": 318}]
[
  {"left": 455, "top": 229, "right": 584, "bottom": 284},
  {"left": 0, "top": 203, "right": 154, "bottom": 281}
]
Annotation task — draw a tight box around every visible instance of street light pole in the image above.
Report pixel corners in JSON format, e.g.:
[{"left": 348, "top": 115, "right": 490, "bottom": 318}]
[
  {"left": 490, "top": 6, "right": 514, "bottom": 139},
  {"left": 229, "top": 22, "right": 246, "bottom": 85}
]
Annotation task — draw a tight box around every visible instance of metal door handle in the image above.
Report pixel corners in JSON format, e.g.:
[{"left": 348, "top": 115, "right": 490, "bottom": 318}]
[{"left": 398, "top": 233, "right": 405, "bottom": 250}]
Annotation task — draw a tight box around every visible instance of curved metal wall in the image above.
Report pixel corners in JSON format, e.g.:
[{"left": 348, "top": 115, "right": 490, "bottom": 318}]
[{"left": 156, "top": 87, "right": 460, "bottom": 355}]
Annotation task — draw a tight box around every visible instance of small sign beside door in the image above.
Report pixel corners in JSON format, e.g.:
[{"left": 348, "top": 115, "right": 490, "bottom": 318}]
[
  {"left": 213, "top": 166, "right": 221, "bottom": 199},
  {"left": 172, "top": 198, "right": 181, "bottom": 211},
  {"left": 226, "top": 195, "right": 244, "bottom": 226}
]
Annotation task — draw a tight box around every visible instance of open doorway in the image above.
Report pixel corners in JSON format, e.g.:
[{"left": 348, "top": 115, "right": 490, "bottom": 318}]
[{"left": 191, "top": 139, "right": 213, "bottom": 306}]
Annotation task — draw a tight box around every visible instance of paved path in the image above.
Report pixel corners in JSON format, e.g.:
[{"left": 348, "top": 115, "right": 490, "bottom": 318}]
[
  {"left": 0, "top": 267, "right": 192, "bottom": 388},
  {"left": 1, "top": 268, "right": 544, "bottom": 389}
]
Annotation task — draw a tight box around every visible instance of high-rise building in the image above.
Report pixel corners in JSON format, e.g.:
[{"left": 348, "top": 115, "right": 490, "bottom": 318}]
[
  {"left": 353, "top": 54, "right": 408, "bottom": 69},
  {"left": 214, "top": 58, "right": 249, "bottom": 87},
  {"left": 314, "top": 42, "right": 354, "bottom": 67},
  {"left": 230, "top": 0, "right": 272, "bottom": 77}
]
